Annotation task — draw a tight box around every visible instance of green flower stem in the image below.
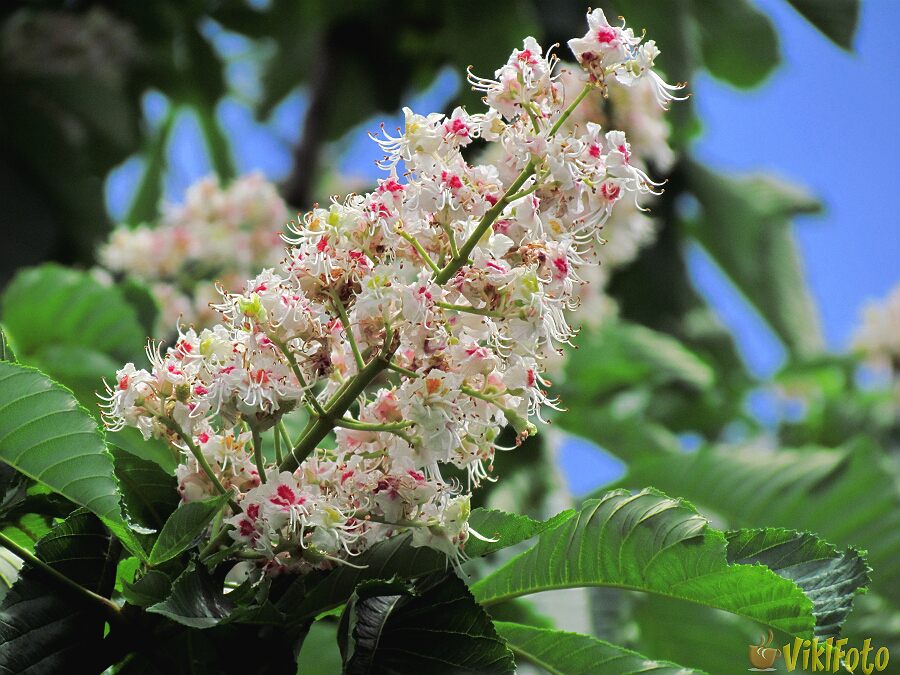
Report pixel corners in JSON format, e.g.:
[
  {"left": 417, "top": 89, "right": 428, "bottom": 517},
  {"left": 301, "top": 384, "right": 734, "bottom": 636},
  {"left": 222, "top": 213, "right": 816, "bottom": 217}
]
[
  {"left": 333, "top": 419, "right": 412, "bottom": 432},
  {"left": 434, "top": 300, "right": 505, "bottom": 318},
  {"left": 274, "top": 423, "right": 285, "bottom": 465},
  {"left": 0, "top": 531, "right": 122, "bottom": 622},
  {"left": 279, "top": 326, "right": 398, "bottom": 473},
  {"left": 387, "top": 361, "right": 421, "bottom": 379},
  {"left": 329, "top": 290, "right": 365, "bottom": 371},
  {"left": 397, "top": 227, "right": 442, "bottom": 276},
  {"left": 160, "top": 418, "right": 239, "bottom": 512},
  {"left": 251, "top": 426, "right": 267, "bottom": 484},
  {"left": 269, "top": 335, "right": 327, "bottom": 417}
]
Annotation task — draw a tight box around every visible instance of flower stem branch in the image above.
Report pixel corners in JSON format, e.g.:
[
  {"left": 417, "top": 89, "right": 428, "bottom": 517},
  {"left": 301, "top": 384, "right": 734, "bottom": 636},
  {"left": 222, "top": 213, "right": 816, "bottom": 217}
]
[
  {"left": 435, "top": 300, "right": 505, "bottom": 318},
  {"left": 269, "top": 335, "right": 328, "bottom": 418},
  {"left": 160, "top": 418, "right": 239, "bottom": 512},
  {"left": 329, "top": 290, "right": 366, "bottom": 371},
  {"left": 251, "top": 426, "right": 267, "bottom": 484}
]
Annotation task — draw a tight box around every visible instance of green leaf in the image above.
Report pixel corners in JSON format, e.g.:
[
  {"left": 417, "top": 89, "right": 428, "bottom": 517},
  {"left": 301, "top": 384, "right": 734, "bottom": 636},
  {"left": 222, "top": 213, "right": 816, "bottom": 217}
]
[
  {"left": 281, "top": 507, "right": 560, "bottom": 621},
  {"left": 620, "top": 438, "right": 900, "bottom": 604},
  {"left": 108, "top": 426, "right": 178, "bottom": 475},
  {"left": 1, "top": 264, "right": 146, "bottom": 404},
  {"left": 295, "top": 620, "right": 344, "bottom": 675},
  {"left": 692, "top": 0, "right": 780, "bottom": 88},
  {"left": 494, "top": 621, "right": 701, "bottom": 674},
  {"left": 786, "top": 0, "right": 860, "bottom": 50},
  {"left": 0, "top": 510, "right": 118, "bottom": 673},
  {"left": 564, "top": 321, "right": 715, "bottom": 398},
  {"left": 464, "top": 508, "right": 575, "bottom": 558},
  {"left": 147, "top": 563, "right": 232, "bottom": 629},
  {"left": 149, "top": 494, "right": 229, "bottom": 565},
  {"left": 0, "top": 361, "right": 125, "bottom": 525},
  {"left": 123, "top": 569, "right": 173, "bottom": 608},
  {"left": 687, "top": 161, "right": 824, "bottom": 356},
  {"left": 726, "top": 528, "right": 868, "bottom": 637},
  {"left": 0, "top": 326, "right": 14, "bottom": 363},
  {"left": 112, "top": 446, "right": 179, "bottom": 532},
  {"left": 340, "top": 574, "right": 514, "bottom": 674},
  {"left": 471, "top": 489, "right": 829, "bottom": 637}
]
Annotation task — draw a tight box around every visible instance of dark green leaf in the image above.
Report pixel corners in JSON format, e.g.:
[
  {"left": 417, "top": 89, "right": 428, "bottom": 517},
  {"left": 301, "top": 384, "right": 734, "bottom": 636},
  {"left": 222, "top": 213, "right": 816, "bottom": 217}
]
[
  {"left": 726, "top": 528, "right": 869, "bottom": 637},
  {"left": 147, "top": 563, "right": 232, "bottom": 629},
  {"left": 0, "top": 510, "right": 118, "bottom": 673},
  {"left": 341, "top": 574, "right": 514, "bottom": 674},
  {"left": 122, "top": 569, "right": 173, "bottom": 608},
  {"left": 149, "top": 494, "right": 229, "bottom": 565},
  {"left": 108, "top": 426, "right": 178, "bottom": 475},
  {"left": 0, "top": 361, "right": 125, "bottom": 526},
  {"left": 786, "top": 0, "right": 860, "bottom": 50},
  {"left": 495, "top": 621, "right": 701, "bottom": 674},
  {"left": 112, "top": 446, "right": 179, "bottom": 532}
]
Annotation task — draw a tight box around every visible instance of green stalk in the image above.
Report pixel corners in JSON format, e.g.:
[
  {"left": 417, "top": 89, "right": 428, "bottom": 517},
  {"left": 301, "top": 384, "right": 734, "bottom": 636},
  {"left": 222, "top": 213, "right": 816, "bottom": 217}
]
[
  {"left": 251, "top": 426, "right": 267, "bottom": 484},
  {"left": 329, "top": 290, "right": 366, "bottom": 371},
  {"left": 0, "top": 532, "right": 122, "bottom": 622},
  {"left": 274, "top": 423, "right": 285, "bottom": 465},
  {"left": 160, "top": 418, "right": 239, "bottom": 512},
  {"left": 279, "top": 328, "right": 398, "bottom": 472},
  {"left": 270, "top": 335, "right": 327, "bottom": 417}
]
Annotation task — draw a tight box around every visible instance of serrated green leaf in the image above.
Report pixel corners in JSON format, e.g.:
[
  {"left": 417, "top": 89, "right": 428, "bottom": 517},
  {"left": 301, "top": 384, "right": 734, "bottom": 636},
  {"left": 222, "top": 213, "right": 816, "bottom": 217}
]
[
  {"left": 495, "top": 621, "right": 702, "bottom": 674},
  {"left": 147, "top": 563, "right": 232, "bottom": 629},
  {"left": 123, "top": 569, "right": 173, "bottom": 608},
  {"left": 112, "top": 446, "right": 179, "bottom": 532},
  {"left": 471, "top": 489, "right": 824, "bottom": 637},
  {"left": 0, "top": 510, "right": 118, "bottom": 673},
  {"left": 341, "top": 574, "right": 514, "bottom": 674},
  {"left": 149, "top": 494, "right": 229, "bottom": 565},
  {"left": 0, "top": 361, "right": 125, "bottom": 526},
  {"left": 786, "top": 0, "right": 860, "bottom": 50},
  {"left": 726, "top": 528, "right": 869, "bottom": 637},
  {"left": 687, "top": 161, "right": 824, "bottom": 356},
  {"left": 464, "top": 508, "right": 575, "bottom": 558},
  {"left": 620, "top": 438, "right": 899, "bottom": 604}
]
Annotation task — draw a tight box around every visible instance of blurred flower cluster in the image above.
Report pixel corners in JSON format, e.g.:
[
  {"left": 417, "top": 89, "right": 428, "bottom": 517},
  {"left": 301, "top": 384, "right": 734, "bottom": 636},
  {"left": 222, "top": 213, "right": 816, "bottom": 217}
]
[
  {"left": 102, "top": 9, "right": 682, "bottom": 575},
  {"left": 854, "top": 283, "right": 900, "bottom": 374},
  {"left": 100, "top": 173, "right": 288, "bottom": 334}
]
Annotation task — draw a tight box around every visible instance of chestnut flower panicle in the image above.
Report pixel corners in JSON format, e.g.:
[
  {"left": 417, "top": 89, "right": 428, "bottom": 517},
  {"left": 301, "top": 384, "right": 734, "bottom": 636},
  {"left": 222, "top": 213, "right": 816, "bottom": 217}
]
[{"left": 102, "top": 10, "right": 683, "bottom": 575}]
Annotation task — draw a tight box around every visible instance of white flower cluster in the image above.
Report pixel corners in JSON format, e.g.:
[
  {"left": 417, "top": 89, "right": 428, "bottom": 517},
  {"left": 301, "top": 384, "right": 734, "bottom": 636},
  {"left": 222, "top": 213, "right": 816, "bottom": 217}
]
[
  {"left": 100, "top": 172, "right": 289, "bottom": 333},
  {"left": 853, "top": 283, "right": 900, "bottom": 372},
  {"left": 102, "top": 9, "right": 682, "bottom": 574}
]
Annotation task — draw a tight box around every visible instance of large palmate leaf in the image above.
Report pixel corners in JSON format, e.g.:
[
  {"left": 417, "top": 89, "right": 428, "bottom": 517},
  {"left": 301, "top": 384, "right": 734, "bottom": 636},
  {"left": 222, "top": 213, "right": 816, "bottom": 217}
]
[
  {"left": 687, "top": 161, "right": 823, "bottom": 356},
  {"left": 786, "top": 0, "right": 860, "bottom": 50},
  {"left": 619, "top": 438, "right": 900, "bottom": 603},
  {"left": 280, "top": 507, "right": 572, "bottom": 621},
  {"left": 340, "top": 574, "right": 514, "bottom": 674},
  {"left": 471, "top": 489, "right": 865, "bottom": 637},
  {"left": 0, "top": 510, "right": 119, "bottom": 674},
  {"left": 494, "top": 621, "right": 701, "bottom": 674},
  {"left": 0, "top": 361, "right": 124, "bottom": 526},
  {"left": 1, "top": 264, "right": 146, "bottom": 404}
]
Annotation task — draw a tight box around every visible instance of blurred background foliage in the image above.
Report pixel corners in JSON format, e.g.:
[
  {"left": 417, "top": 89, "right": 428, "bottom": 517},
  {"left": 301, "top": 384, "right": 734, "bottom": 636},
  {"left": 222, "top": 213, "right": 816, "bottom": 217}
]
[{"left": 1, "top": 0, "right": 898, "bottom": 672}]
